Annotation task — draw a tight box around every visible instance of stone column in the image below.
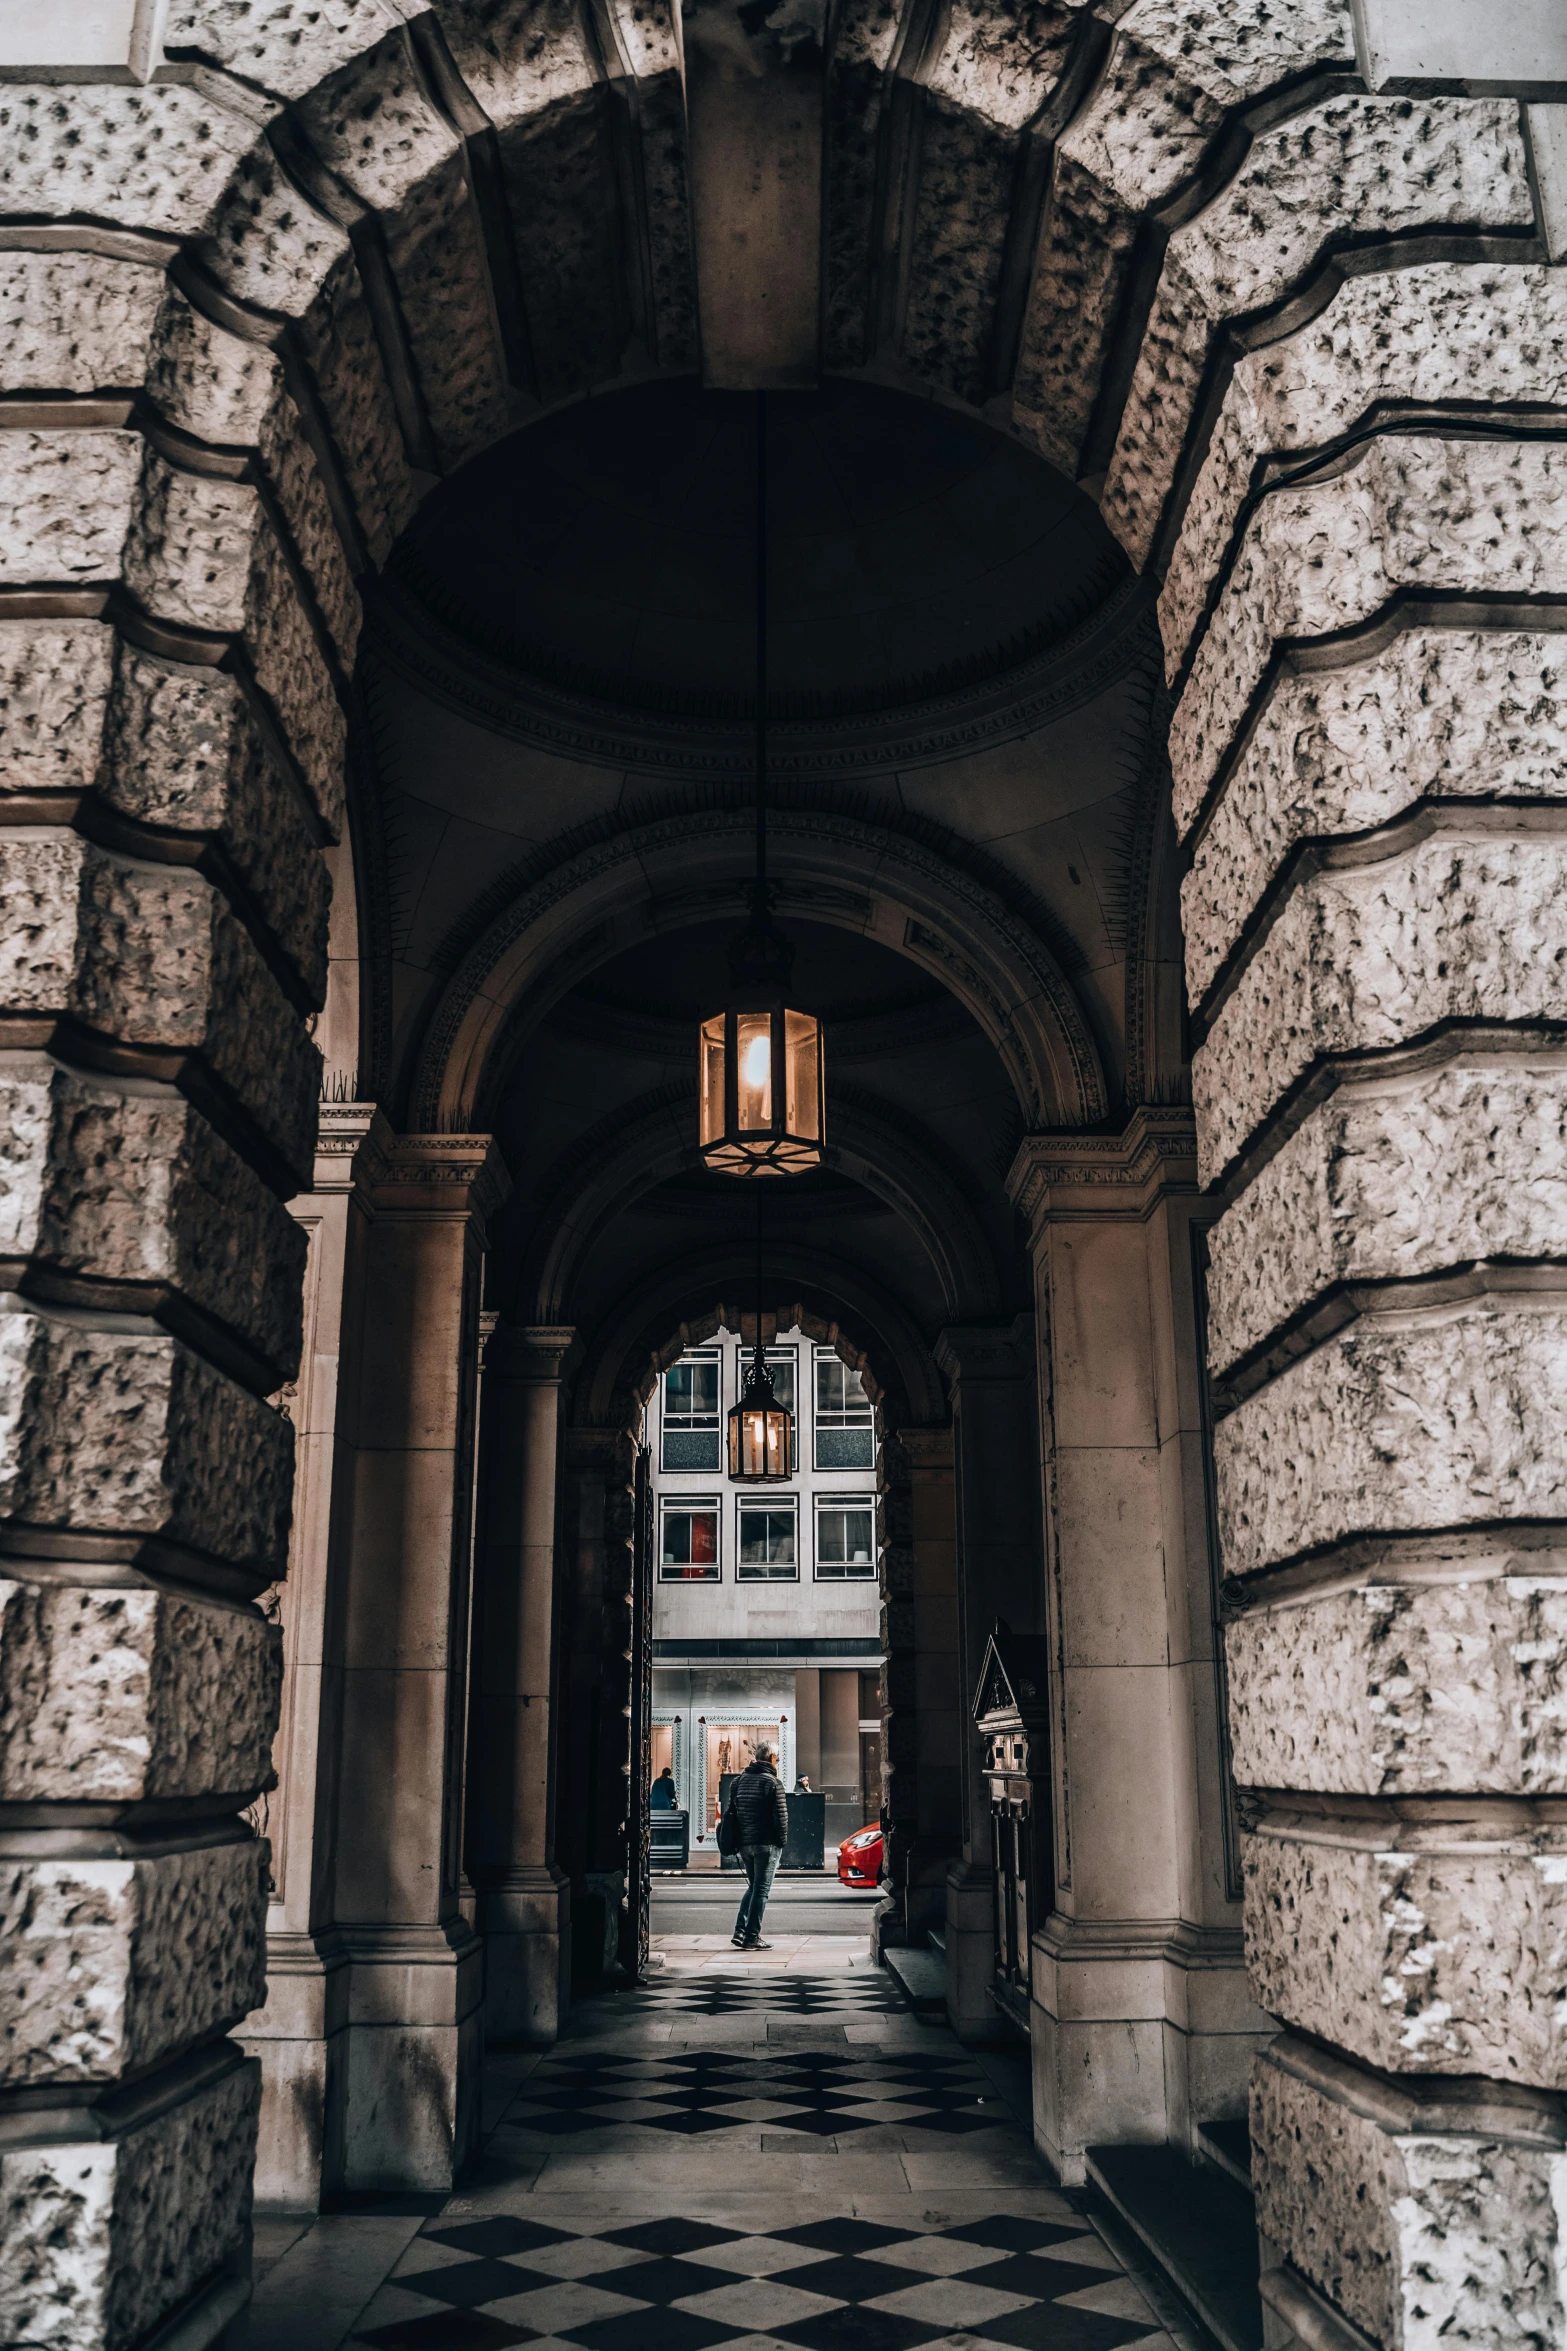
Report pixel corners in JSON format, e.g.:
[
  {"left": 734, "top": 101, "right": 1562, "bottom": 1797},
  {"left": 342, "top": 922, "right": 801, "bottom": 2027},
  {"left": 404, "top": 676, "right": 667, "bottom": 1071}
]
[
  {"left": 1006, "top": 1110, "right": 1271, "bottom": 2179},
  {"left": 331, "top": 1132, "right": 507, "bottom": 2192},
  {"left": 1164, "top": 371, "right": 1567, "bottom": 2327},
  {"left": 877, "top": 1427, "right": 960, "bottom": 1951},
  {"left": 467, "top": 1324, "right": 575, "bottom": 2044},
  {"left": 240, "top": 1103, "right": 388, "bottom": 2208},
  {"left": 933, "top": 1320, "right": 1041, "bottom": 2041}
]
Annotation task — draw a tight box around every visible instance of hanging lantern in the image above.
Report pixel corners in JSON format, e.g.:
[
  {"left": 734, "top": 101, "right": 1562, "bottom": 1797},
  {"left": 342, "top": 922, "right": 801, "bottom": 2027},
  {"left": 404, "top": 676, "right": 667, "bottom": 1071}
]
[
  {"left": 699, "top": 916, "right": 824, "bottom": 1177},
  {"left": 728, "top": 1349, "right": 793, "bottom": 1480}
]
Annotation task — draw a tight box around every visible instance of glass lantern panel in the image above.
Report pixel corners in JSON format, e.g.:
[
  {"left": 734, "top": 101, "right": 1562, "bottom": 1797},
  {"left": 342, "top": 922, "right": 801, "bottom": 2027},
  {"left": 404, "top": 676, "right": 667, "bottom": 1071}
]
[
  {"left": 729, "top": 1399, "right": 792, "bottom": 1478},
  {"left": 784, "top": 1008, "right": 821, "bottom": 1142},
  {"left": 735, "top": 1010, "right": 773, "bottom": 1133},
  {"left": 699, "top": 1015, "right": 726, "bottom": 1148}
]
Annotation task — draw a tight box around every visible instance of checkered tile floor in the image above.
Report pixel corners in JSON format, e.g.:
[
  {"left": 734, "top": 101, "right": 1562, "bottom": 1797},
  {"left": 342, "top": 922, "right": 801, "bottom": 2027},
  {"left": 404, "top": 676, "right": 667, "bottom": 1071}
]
[
  {"left": 354, "top": 2208, "right": 1161, "bottom": 2350},
  {"left": 507, "top": 2049, "right": 1006, "bottom": 2137},
  {"left": 635, "top": 1972, "right": 903, "bottom": 2015}
]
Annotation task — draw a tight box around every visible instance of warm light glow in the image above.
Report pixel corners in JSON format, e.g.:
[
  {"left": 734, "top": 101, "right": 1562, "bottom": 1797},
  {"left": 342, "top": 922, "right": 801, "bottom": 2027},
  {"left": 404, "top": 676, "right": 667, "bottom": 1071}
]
[
  {"left": 741, "top": 1030, "right": 772, "bottom": 1088},
  {"left": 698, "top": 999, "right": 825, "bottom": 1175}
]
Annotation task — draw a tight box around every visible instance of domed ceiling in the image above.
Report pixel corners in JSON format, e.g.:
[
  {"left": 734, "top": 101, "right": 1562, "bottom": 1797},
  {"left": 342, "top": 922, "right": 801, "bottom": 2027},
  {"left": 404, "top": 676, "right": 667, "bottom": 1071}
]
[{"left": 386, "top": 378, "right": 1130, "bottom": 724}]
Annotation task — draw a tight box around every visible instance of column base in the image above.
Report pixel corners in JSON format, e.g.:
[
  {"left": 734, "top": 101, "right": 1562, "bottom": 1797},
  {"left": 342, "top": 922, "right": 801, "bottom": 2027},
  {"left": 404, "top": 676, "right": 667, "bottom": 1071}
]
[
  {"left": 240, "top": 1928, "right": 350, "bottom": 2210},
  {"left": 338, "top": 1921, "right": 485, "bottom": 2192},
  {"left": 944, "top": 1859, "right": 1007, "bottom": 2044},
  {"left": 1029, "top": 1914, "right": 1273, "bottom": 2182},
  {"left": 477, "top": 1865, "right": 571, "bottom": 2045}
]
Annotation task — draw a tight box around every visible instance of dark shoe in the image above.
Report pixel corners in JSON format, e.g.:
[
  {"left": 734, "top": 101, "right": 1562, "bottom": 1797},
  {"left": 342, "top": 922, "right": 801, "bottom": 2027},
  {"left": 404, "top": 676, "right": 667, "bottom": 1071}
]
[
  {"left": 742, "top": 1938, "right": 773, "bottom": 1950},
  {"left": 730, "top": 1935, "right": 747, "bottom": 1947}
]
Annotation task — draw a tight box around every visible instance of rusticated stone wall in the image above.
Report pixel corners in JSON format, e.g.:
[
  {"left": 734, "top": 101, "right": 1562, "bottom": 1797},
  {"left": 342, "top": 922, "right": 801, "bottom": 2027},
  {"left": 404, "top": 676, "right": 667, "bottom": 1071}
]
[{"left": 1149, "top": 80, "right": 1567, "bottom": 2351}]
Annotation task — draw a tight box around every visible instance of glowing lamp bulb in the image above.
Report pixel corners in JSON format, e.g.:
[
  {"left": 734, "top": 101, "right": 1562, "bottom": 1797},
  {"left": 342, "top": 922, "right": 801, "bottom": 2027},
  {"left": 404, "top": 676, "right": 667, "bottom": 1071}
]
[{"left": 741, "top": 1030, "right": 772, "bottom": 1088}]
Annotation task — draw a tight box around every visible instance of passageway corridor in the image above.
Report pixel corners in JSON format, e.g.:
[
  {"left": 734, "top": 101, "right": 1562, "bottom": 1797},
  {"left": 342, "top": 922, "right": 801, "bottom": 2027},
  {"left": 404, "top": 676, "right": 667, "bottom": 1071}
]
[{"left": 249, "top": 1962, "right": 1176, "bottom": 2351}]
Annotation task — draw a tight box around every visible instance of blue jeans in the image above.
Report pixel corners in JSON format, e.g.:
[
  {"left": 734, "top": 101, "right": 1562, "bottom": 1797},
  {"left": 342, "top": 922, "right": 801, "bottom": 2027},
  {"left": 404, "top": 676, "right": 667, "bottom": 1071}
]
[{"left": 733, "top": 1843, "right": 781, "bottom": 1943}]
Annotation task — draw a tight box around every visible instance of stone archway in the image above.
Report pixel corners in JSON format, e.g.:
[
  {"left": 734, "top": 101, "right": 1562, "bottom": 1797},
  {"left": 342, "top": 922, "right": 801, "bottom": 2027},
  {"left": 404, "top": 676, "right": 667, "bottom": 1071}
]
[{"left": 5, "top": 10, "right": 1567, "bottom": 2348}]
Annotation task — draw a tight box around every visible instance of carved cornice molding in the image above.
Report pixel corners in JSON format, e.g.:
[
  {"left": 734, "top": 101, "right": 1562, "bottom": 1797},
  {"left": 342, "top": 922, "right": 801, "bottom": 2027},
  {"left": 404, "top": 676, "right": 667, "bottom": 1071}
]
[
  {"left": 895, "top": 1426, "right": 955, "bottom": 1469},
  {"left": 483, "top": 1321, "right": 576, "bottom": 1380},
  {"left": 367, "top": 1130, "right": 513, "bottom": 1241},
  {"left": 365, "top": 571, "right": 1157, "bottom": 784},
  {"left": 310, "top": 1101, "right": 394, "bottom": 1195},
  {"left": 1006, "top": 1106, "right": 1199, "bottom": 1234}
]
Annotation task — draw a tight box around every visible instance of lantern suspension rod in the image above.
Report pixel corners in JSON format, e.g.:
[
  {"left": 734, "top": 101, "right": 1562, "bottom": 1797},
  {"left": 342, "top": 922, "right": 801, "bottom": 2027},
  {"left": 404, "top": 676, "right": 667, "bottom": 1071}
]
[
  {"left": 754, "top": 1184, "right": 764, "bottom": 1368},
  {"left": 754, "top": 389, "right": 768, "bottom": 914}
]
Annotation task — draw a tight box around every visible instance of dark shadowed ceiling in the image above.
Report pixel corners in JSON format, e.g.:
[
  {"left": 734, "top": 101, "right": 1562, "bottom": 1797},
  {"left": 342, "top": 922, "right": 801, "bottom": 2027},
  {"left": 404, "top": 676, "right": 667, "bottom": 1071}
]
[{"left": 387, "top": 378, "right": 1129, "bottom": 720}]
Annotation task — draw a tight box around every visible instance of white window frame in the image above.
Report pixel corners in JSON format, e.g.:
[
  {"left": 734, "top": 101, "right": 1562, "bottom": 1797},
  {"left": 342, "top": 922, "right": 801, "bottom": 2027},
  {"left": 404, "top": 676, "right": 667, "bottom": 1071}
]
[
  {"left": 658, "top": 1493, "right": 722, "bottom": 1581},
  {"left": 734, "top": 1491, "right": 800, "bottom": 1582},
  {"left": 814, "top": 1493, "right": 877, "bottom": 1580},
  {"left": 813, "top": 1346, "right": 875, "bottom": 1471},
  {"left": 660, "top": 1348, "right": 722, "bottom": 1473}
]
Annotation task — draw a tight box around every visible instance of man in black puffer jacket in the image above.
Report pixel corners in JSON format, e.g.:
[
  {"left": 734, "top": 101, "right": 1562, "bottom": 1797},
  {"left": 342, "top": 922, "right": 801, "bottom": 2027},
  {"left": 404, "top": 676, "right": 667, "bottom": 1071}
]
[{"left": 729, "top": 1745, "right": 789, "bottom": 1949}]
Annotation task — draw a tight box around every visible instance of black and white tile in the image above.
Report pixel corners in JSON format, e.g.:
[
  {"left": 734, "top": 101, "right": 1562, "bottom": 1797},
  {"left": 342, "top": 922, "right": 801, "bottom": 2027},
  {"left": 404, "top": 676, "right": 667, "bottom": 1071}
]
[
  {"left": 504, "top": 2049, "right": 1010, "bottom": 2139},
  {"left": 631, "top": 1972, "right": 904, "bottom": 2016},
  {"left": 353, "top": 2207, "right": 1162, "bottom": 2350}
]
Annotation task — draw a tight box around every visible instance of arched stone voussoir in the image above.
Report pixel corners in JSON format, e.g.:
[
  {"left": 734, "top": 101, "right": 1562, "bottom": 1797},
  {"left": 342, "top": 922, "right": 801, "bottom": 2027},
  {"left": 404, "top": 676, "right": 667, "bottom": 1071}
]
[
  {"left": 1103, "top": 92, "right": 1535, "bottom": 580},
  {"left": 522, "top": 1080, "right": 1004, "bottom": 1329},
  {"left": 411, "top": 807, "right": 1108, "bottom": 1133}
]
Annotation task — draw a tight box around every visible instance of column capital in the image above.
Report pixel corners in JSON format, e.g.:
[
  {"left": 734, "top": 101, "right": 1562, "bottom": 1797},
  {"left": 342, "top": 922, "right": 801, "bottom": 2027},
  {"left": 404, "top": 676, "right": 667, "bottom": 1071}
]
[
  {"left": 894, "top": 1424, "right": 954, "bottom": 1470},
  {"left": 934, "top": 1314, "right": 1033, "bottom": 1387},
  {"left": 1005, "top": 1106, "right": 1198, "bottom": 1235},
  {"left": 309, "top": 1101, "right": 396, "bottom": 1195},
  {"left": 483, "top": 1322, "right": 576, "bottom": 1381},
  {"left": 365, "top": 1130, "right": 512, "bottom": 1242}
]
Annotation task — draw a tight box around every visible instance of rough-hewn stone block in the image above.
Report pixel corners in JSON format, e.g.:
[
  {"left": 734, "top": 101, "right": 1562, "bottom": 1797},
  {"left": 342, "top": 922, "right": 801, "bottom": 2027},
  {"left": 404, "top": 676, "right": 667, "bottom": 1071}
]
[
  {"left": 1227, "top": 1569, "right": 1567, "bottom": 1799},
  {"left": 0, "top": 619, "right": 114, "bottom": 791},
  {"left": 103, "top": 649, "right": 330, "bottom": 999},
  {"left": 1245, "top": 1816, "right": 1567, "bottom": 2086},
  {"left": 1206, "top": 1057, "right": 1567, "bottom": 1374},
  {"left": 1194, "top": 834, "right": 1567, "bottom": 1182},
  {"left": 163, "top": 0, "right": 398, "bottom": 100},
  {"left": 0, "top": 2052, "right": 258, "bottom": 2351},
  {"left": 0, "top": 1581, "right": 280, "bottom": 1804},
  {"left": 0, "top": 430, "right": 141, "bottom": 584},
  {"left": 1215, "top": 1300, "right": 1567, "bottom": 1580},
  {"left": 1172, "top": 438, "right": 1567, "bottom": 821},
  {"left": 0, "top": 1302, "right": 293, "bottom": 1579},
  {"left": 1181, "top": 627, "right": 1567, "bottom": 999},
  {"left": 0, "top": 251, "right": 164, "bottom": 394},
  {"left": 0, "top": 1059, "right": 308, "bottom": 1377},
  {"left": 0, "top": 832, "right": 319, "bottom": 1182},
  {"left": 1, "top": 1837, "right": 269, "bottom": 2086},
  {"left": 295, "top": 253, "right": 418, "bottom": 565},
  {"left": 1108, "top": 102, "right": 1531, "bottom": 570},
  {"left": 1251, "top": 2038, "right": 1567, "bottom": 2348},
  {"left": 1161, "top": 269, "right": 1567, "bottom": 673}
]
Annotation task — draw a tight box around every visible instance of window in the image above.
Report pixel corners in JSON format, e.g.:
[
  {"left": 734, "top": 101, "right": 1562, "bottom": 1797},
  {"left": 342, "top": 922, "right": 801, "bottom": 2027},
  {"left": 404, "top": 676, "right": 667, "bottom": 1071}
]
[
  {"left": 660, "top": 1497, "right": 719, "bottom": 1580},
  {"left": 764, "top": 1347, "right": 797, "bottom": 1470},
  {"left": 815, "top": 1497, "right": 876, "bottom": 1579},
  {"left": 736, "top": 1495, "right": 798, "bottom": 1580},
  {"left": 814, "top": 1350, "right": 875, "bottom": 1469},
  {"left": 662, "top": 1352, "right": 720, "bottom": 1470}
]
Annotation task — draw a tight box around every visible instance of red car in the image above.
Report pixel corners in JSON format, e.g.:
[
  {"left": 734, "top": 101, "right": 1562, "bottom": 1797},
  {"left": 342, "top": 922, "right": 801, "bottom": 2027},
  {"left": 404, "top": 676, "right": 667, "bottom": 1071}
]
[{"left": 838, "top": 1823, "right": 883, "bottom": 1888}]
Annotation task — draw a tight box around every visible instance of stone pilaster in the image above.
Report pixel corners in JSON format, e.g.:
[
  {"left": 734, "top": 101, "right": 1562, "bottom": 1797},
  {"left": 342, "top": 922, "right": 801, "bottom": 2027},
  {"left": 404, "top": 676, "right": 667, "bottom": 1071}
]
[
  {"left": 467, "top": 1323, "right": 576, "bottom": 2044},
  {"left": 329, "top": 1130, "right": 508, "bottom": 2193},
  {"left": 875, "top": 1426, "right": 960, "bottom": 1951},
  {"left": 932, "top": 1319, "right": 1040, "bottom": 2042},
  {"left": 239, "top": 1104, "right": 390, "bottom": 2209},
  {"left": 1005, "top": 1110, "right": 1270, "bottom": 2177}
]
